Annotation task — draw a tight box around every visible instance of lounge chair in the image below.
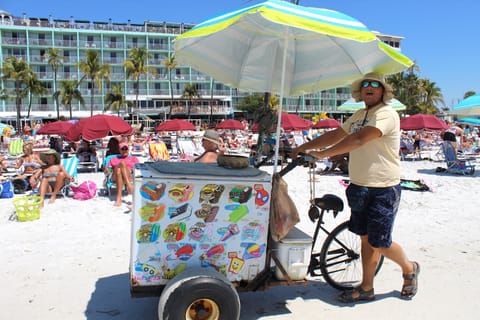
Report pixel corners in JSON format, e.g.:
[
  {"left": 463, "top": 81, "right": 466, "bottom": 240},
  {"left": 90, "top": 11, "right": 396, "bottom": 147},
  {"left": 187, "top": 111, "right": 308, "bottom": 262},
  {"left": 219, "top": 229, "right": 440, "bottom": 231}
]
[
  {"left": 101, "top": 154, "right": 128, "bottom": 197},
  {"left": 76, "top": 151, "right": 98, "bottom": 172},
  {"left": 441, "top": 141, "right": 475, "bottom": 175},
  {"left": 58, "top": 156, "right": 79, "bottom": 197}
]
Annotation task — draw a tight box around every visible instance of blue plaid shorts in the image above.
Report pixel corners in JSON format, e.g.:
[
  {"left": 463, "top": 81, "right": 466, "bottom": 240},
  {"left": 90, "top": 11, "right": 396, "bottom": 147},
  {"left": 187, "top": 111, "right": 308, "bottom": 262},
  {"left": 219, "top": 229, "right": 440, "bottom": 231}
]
[{"left": 345, "top": 183, "right": 401, "bottom": 248}]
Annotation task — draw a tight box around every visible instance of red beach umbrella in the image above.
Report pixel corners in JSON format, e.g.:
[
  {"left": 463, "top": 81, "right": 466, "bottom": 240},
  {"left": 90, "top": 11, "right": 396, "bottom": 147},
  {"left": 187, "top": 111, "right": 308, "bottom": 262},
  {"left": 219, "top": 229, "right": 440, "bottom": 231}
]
[
  {"left": 279, "top": 113, "right": 310, "bottom": 131},
  {"left": 215, "top": 119, "right": 245, "bottom": 130},
  {"left": 251, "top": 113, "right": 310, "bottom": 133},
  {"left": 65, "top": 115, "right": 134, "bottom": 141},
  {"left": 400, "top": 114, "right": 448, "bottom": 131},
  {"left": 37, "top": 120, "right": 75, "bottom": 135},
  {"left": 156, "top": 119, "right": 196, "bottom": 131},
  {"left": 312, "top": 119, "right": 341, "bottom": 129}
]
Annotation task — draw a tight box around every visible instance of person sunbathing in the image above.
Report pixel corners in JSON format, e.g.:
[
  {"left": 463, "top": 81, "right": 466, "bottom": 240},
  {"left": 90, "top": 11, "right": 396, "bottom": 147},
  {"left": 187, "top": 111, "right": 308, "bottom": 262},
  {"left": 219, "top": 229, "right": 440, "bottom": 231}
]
[
  {"left": 105, "top": 142, "right": 139, "bottom": 207},
  {"left": 13, "top": 143, "right": 44, "bottom": 177},
  {"left": 29, "top": 149, "right": 74, "bottom": 207}
]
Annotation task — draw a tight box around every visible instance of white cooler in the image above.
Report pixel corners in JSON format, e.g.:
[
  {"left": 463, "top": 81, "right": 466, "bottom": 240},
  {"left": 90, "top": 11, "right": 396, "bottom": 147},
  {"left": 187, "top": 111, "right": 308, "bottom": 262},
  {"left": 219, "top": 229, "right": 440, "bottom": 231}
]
[{"left": 272, "top": 227, "right": 312, "bottom": 281}]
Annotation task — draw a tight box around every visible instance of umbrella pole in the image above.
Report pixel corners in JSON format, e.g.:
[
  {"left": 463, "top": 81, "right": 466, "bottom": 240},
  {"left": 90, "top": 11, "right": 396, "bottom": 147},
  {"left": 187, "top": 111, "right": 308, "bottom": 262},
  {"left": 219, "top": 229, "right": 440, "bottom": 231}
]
[{"left": 273, "top": 32, "right": 289, "bottom": 174}]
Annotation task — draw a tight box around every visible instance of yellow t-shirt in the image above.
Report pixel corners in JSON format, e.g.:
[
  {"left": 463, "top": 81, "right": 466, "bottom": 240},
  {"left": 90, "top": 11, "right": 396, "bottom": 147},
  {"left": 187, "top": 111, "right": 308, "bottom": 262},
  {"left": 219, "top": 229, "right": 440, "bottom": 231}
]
[{"left": 341, "top": 103, "right": 400, "bottom": 187}]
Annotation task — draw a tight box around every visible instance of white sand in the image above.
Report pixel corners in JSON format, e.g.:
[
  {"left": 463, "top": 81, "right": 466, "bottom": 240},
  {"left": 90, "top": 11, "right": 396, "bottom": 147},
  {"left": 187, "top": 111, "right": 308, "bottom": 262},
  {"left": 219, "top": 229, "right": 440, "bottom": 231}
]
[{"left": 1, "top": 158, "right": 479, "bottom": 319}]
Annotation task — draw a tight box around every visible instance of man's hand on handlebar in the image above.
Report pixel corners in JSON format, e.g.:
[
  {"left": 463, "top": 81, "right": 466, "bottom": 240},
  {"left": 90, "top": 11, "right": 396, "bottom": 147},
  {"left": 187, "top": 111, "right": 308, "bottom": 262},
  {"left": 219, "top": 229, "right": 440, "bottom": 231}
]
[
  {"left": 288, "top": 149, "right": 317, "bottom": 164},
  {"left": 289, "top": 147, "right": 302, "bottom": 159}
]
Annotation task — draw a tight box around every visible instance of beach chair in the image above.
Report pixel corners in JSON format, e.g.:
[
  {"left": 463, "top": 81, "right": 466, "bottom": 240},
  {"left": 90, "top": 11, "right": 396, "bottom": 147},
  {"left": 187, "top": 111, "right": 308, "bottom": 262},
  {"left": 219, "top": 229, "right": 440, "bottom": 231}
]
[
  {"left": 102, "top": 154, "right": 128, "bottom": 196},
  {"left": 76, "top": 152, "right": 98, "bottom": 172},
  {"left": 441, "top": 141, "right": 475, "bottom": 175},
  {"left": 60, "top": 155, "right": 79, "bottom": 197},
  {"left": 176, "top": 137, "right": 200, "bottom": 161},
  {"left": 131, "top": 143, "right": 148, "bottom": 158}
]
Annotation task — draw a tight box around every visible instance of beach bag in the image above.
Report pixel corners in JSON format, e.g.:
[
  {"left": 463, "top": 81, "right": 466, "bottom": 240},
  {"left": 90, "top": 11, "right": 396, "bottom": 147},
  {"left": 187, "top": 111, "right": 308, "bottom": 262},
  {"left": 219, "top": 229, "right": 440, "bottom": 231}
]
[
  {"left": 0, "top": 180, "right": 14, "bottom": 198},
  {"left": 70, "top": 180, "right": 97, "bottom": 200},
  {"left": 269, "top": 173, "right": 300, "bottom": 242}
]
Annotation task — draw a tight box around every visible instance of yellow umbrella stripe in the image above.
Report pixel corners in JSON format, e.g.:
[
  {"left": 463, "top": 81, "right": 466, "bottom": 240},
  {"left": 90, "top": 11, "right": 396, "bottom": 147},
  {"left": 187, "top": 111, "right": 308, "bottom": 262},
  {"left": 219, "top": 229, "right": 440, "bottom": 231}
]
[{"left": 177, "top": 4, "right": 377, "bottom": 43}]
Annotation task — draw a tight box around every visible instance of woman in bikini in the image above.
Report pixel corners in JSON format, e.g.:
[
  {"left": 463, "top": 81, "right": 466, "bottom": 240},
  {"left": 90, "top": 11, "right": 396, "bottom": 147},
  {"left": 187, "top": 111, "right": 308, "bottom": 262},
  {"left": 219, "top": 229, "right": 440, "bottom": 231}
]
[
  {"left": 13, "top": 143, "right": 44, "bottom": 177},
  {"left": 29, "top": 149, "right": 74, "bottom": 206}
]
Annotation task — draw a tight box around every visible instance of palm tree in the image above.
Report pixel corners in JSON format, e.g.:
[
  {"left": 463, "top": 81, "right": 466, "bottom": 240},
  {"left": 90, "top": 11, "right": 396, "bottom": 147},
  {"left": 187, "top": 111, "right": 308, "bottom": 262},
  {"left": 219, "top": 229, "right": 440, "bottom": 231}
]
[
  {"left": 182, "top": 83, "right": 201, "bottom": 120},
  {"left": 123, "top": 47, "right": 157, "bottom": 121},
  {"left": 162, "top": 55, "right": 177, "bottom": 119},
  {"left": 419, "top": 79, "right": 444, "bottom": 113},
  {"left": 44, "top": 48, "right": 63, "bottom": 119},
  {"left": 23, "top": 69, "right": 48, "bottom": 118},
  {"left": 464, "top": 91, "right": 476, "bottom": 99},
  {"left": 104, "top": 84, "right": 134, "bottom": 116},
  {"left": 78, "top": 50, "right": 111, "bottom": 116},
  {"left": 54, "top": 80, "right": 85, "bottom": 119},
  {"left": 0, "top": 56, "right": 31, "bottom": 133}
]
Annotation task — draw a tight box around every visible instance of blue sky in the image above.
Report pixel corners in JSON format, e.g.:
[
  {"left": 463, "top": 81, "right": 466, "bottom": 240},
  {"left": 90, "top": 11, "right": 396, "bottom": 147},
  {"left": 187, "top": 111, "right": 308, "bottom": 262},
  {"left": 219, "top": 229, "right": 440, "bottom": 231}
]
[{"left": 2, "top": 0, "right": 479, "bottom": 109}]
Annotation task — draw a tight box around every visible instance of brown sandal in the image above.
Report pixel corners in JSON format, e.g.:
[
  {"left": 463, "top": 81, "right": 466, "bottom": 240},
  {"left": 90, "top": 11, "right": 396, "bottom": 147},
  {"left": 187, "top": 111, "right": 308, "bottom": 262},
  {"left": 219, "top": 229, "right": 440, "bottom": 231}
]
[
  {"left": 401, "top": 261, "right": 420, "bottom": 299},
  {"left": 338, "top": 287, "right": 375, "bottom": 303}
]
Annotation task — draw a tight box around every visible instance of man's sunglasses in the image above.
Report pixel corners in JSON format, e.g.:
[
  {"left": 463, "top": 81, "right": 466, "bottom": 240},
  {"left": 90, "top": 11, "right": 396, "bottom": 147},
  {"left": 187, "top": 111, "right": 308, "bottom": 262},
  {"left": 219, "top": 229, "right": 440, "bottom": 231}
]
[
  {"left": 361, "top": 80, "right": 382, "bottom": 88},
  {"left": 121, "top": 147, "right": 129, "bottom": 151}
]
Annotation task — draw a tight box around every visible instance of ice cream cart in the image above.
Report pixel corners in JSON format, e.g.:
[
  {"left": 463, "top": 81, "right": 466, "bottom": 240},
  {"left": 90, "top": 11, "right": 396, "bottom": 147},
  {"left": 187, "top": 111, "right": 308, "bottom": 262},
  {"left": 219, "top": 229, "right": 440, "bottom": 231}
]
[
  {"left": 130, "top": 161, "right": 279, "bottom": 319},
  {"left": 129, "top": 158, "right": 373, "bottom": 320}
]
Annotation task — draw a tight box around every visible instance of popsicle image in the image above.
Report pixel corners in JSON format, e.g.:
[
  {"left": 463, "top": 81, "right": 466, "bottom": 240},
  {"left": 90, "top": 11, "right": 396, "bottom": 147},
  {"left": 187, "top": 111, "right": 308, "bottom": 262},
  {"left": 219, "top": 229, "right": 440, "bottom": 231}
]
[{"left": 229, "top": 204, "right": 249, "bottom": 222}]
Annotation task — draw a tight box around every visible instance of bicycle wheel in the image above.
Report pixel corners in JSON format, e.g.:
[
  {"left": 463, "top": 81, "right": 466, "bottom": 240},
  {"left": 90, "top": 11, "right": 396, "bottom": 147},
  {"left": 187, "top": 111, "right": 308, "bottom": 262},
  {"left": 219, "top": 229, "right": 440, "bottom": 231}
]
[{"left": 319, "top": 221, "right": 384, "bottom": 291}]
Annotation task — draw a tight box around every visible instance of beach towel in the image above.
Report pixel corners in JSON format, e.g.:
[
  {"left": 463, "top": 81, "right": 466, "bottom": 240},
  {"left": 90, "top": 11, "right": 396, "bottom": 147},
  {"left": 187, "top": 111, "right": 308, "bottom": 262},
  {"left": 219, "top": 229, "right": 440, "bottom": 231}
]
[
  {"left": 149, "top": 141, "right": 170, "bottom": 161},
  {"left": 339, "top": 179, "right": 431, "bottom": 192},
  {"left": 9, "top": 139, "right": 24, "bottom": 156}
]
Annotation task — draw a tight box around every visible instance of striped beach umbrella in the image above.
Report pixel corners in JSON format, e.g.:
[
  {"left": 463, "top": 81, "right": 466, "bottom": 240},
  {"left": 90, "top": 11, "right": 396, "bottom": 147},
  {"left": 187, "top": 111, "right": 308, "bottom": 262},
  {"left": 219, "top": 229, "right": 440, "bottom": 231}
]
[
  {"left": 174, "top": 0, "right": 413, "bottom": 171},
  {"left": 174, "top": 0, "right": 413, "bottom": 97},
  {"left": 338, "top": 98, "right": 407, "bottom": 112}
]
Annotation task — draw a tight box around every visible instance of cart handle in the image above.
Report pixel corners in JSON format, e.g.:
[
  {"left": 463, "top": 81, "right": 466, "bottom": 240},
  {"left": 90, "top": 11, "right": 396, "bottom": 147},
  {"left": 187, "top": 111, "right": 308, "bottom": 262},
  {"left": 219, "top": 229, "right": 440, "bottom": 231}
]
[{"left": 278, "top": 153, "right": 316, "bottom": 177}]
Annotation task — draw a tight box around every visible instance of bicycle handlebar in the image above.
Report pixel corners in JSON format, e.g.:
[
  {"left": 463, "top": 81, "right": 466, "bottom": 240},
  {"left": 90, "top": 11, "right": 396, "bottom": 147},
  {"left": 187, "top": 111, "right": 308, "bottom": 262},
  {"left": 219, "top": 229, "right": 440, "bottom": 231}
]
[{"left": 278, "top": 153, "right": 316, "bottom": 177}]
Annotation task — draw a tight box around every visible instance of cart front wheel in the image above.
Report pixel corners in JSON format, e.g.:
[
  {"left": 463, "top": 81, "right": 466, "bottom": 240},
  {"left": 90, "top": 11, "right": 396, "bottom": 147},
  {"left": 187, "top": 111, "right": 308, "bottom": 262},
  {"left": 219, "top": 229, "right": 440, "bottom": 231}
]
[{"left": 158, "top": 268, "right": 240, "bottom": 320}]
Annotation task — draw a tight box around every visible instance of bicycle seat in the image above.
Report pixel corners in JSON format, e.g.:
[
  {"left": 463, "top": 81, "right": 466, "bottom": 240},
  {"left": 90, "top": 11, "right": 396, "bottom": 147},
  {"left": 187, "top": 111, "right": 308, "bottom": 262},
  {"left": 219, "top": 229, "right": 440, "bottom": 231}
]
[{"left": 313, "top": 194, "right": 344, "bottom": 212}]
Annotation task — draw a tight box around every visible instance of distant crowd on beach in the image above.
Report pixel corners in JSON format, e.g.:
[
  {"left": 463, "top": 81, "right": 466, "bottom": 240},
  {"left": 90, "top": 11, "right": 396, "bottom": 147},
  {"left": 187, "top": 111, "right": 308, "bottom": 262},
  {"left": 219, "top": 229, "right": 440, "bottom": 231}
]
[{"left": 2, "top": 117, "right": 479, "bottom": 205}]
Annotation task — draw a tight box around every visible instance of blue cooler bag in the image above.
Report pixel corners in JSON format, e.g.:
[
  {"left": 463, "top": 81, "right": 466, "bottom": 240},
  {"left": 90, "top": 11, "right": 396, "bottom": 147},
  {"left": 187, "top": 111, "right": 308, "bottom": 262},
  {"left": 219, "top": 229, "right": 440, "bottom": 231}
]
[{"left": 0, "top": 180, "right": 14, "bottom": 198}]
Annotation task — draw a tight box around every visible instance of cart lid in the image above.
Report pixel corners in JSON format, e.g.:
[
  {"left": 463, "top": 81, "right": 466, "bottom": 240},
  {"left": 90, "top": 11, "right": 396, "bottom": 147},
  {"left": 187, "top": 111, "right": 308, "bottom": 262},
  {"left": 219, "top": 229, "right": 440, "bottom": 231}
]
[
  {"left": 136, "top": 162, "right": 270, "bottom": 180},
  {"left": 279, "top": 227, "right": 312, "bottom": 244}
]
